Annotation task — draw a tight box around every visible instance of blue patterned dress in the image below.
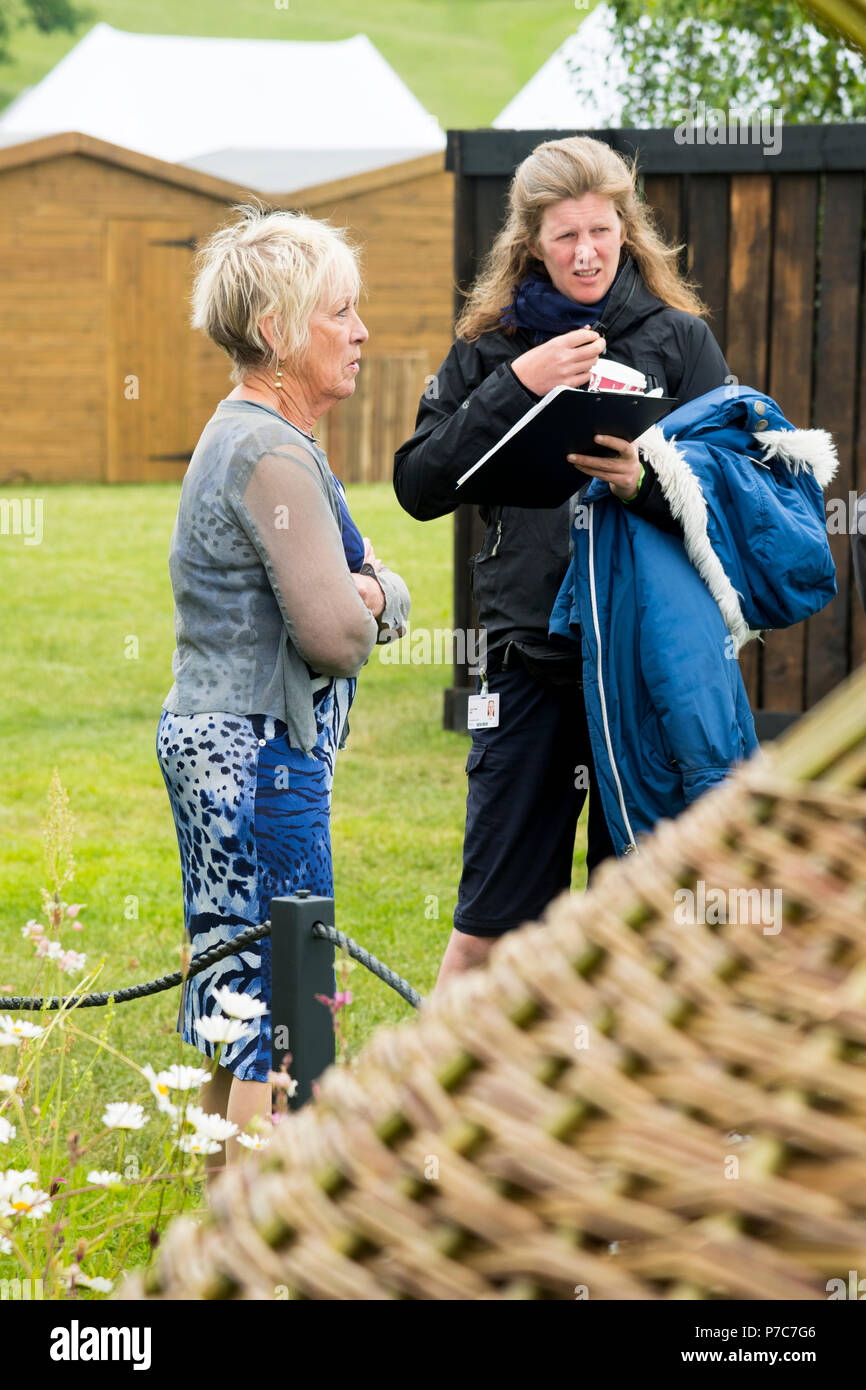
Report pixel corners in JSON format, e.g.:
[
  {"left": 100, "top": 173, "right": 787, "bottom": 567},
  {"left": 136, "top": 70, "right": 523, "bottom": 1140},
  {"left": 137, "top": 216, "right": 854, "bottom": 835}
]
[{"left": 156, "top": 677, "right": 354, "bottom": 1081}]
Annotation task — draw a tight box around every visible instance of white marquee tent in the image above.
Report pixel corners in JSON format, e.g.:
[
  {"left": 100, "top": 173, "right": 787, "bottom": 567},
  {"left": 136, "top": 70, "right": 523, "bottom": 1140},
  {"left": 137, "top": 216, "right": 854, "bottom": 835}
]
[
  {"left": 493, "top": 5, "right": 628, "bottom": 130},
  {"left": 0, "top": 23, "right": 446, "bottom": 191}
]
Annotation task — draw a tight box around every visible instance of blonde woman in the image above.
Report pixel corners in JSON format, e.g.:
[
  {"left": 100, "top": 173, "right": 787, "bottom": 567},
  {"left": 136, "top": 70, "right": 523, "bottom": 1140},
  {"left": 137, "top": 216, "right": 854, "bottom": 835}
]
[
  {"left": 394, "top": 135, "right": 729, "bottom": 990},
  {"left": 157, "top": 207, "right": 409, "bottom": 1168}
]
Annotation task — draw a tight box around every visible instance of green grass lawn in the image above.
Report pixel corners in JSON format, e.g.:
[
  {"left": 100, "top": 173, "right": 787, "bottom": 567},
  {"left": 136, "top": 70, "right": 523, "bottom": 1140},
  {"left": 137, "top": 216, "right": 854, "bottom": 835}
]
[
  {"left": 0, "top": 0, "right": 592, "bottom": 127},
  {"left": 0, "top": 479, "right": 589, "bottom": 1112}
]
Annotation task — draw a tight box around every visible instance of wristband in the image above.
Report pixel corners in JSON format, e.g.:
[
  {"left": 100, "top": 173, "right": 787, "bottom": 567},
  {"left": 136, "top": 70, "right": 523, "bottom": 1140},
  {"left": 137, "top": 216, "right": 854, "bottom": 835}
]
[{"left": 621, "top": 461, "right": 645, "bottom": 505}]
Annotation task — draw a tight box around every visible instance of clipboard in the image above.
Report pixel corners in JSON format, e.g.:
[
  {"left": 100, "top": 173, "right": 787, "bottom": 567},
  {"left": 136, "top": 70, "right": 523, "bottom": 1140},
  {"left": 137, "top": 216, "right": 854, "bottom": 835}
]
[{"left": 456, "top": 385, "right": 678, "bottom": 509}]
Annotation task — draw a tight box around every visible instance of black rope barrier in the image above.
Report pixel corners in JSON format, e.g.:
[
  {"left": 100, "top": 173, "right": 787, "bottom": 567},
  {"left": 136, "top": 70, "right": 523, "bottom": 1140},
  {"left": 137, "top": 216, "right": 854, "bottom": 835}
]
[
  {"left": 0, "top": 921, "right": 272, "bottom": 1011},
  {"left": 312, "top": 922, "right": 424, "bottom": 1009},
  {"left": 1, "top": 918, "right": 423, "bottom": 1012}
]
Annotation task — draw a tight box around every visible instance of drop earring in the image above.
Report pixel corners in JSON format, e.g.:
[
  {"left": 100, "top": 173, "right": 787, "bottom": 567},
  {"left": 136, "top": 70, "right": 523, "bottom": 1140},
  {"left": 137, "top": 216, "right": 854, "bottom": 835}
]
[{"left": 273, "top": 358, "right": 285, "bottom": 390}]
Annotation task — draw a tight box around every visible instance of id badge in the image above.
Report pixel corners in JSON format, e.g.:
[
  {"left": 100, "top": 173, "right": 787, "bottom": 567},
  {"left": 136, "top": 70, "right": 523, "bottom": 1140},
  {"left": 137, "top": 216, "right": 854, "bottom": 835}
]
[{"left": 467, "top": 692, "right": 500, "bottom": 730}]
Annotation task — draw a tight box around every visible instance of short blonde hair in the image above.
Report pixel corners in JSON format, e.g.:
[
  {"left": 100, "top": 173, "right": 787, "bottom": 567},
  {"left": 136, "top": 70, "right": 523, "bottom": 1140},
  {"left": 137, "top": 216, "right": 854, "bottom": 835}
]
[{"left": 191, "top": 204, "right": 362, "bottom": 383}]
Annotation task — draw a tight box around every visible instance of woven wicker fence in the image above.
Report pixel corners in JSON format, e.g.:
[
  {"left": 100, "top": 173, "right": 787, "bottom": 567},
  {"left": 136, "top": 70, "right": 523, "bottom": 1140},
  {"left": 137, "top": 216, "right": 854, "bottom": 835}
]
[{"left": 121, "top": 666, "right": 866, "bottom": 1301}]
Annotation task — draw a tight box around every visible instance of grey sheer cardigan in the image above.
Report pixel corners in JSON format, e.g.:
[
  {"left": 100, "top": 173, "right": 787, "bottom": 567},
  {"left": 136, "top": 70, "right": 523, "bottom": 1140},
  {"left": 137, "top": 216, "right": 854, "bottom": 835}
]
[{"left": 162, "top": 399, "right": 410, "bottom": 754}]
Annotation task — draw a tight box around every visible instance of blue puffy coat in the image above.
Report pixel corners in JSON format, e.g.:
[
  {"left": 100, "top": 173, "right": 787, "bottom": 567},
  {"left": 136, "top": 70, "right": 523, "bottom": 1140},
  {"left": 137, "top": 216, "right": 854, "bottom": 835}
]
[{"left": 549, "top": 385, "right": 838, "bottom": 856}]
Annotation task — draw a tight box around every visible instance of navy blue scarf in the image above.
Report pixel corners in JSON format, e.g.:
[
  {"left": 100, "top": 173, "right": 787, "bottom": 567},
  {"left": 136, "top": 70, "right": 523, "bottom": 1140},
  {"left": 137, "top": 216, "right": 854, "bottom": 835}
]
[{"left": 502, "top": 261, "right": 628, "bottom": 344}]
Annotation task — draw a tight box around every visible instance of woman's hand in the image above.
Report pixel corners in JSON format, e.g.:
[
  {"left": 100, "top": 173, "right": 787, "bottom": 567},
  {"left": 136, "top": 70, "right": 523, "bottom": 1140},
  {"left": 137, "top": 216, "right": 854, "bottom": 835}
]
[
  {"left": 352, "top": 538, "right": 386, "bottom": 618},
  {"left": 511, "top": 328, "right": 606, "bottom": 396},
  {"left": 567, "top": 435, "right": 642, "bottom": 500},
  {"left": 362, "top": 537, "right": 383, "bottom": 573},
  {"left": 352, "top": 571, "right": 386, "bottom": 618}
]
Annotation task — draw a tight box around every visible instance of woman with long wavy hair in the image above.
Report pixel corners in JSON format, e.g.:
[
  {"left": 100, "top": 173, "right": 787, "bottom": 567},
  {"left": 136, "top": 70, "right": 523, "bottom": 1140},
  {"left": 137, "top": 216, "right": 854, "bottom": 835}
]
[{"left": 395, "top": 135, "right": 730, "bottom": 991}]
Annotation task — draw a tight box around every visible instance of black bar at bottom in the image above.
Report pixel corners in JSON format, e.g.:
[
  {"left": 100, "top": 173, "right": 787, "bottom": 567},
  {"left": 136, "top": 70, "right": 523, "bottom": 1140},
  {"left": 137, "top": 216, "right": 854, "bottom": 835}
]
[{"left": 269, "top": 893, "right": 336, "bottom": 1109}]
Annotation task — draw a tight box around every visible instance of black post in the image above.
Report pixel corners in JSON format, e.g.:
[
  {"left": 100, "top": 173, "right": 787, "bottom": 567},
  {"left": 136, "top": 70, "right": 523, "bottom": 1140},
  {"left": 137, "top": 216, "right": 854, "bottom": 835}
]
[
  {"left": 443, "top": 131, "right": 495, "bottom": 732},
  {"left": 269, "top": 892, "right": 336, "bottom": 1109}
]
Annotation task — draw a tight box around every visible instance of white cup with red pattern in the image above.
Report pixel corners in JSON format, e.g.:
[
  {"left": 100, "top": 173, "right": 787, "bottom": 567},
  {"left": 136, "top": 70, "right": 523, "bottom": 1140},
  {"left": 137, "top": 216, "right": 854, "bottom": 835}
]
[{"left": 587, "top": 358, "right": 647, "bottom": 393}]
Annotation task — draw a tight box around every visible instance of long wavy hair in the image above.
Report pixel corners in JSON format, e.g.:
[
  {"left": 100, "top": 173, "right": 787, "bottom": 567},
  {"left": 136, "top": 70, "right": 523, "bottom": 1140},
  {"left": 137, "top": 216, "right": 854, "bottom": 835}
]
[{"left": 456, "top": 136, "right": 708, "bottom": 341}]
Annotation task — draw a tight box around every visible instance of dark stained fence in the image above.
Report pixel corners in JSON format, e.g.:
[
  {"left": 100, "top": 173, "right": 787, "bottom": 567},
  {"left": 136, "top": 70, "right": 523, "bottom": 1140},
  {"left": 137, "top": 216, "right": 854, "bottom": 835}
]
[{"left": 443, "top": 127, "right": 866, "bottom": 736}]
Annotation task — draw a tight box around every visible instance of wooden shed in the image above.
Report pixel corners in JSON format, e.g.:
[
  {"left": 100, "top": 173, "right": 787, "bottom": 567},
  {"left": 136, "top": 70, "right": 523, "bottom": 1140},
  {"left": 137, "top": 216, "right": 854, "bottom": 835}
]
[{"left": 0, "top": 131, "right": 453, "bottom": 485}]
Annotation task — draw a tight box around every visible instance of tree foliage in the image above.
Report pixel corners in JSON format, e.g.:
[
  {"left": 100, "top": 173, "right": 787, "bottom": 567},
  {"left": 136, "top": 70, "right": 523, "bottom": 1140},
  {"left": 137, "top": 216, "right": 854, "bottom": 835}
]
[
  {"left": 0, "top": 0, "right": 89, "bottom": 67},
  {"left": 596, "top": 0, "right": 866, "bottom": 123}
]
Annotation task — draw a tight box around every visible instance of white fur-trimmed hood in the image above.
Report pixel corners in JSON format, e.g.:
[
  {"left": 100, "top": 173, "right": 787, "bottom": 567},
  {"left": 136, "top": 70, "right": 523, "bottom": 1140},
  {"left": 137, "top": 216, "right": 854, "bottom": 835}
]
[
  {"left": 637, "top": 426, "right": 758, "bottom": 653},
  {"left": 636, "top": 422, "right": 837, "bottom": 654},
  {"left": 755, "top": 428, "right": 839, "bottom": 488}
]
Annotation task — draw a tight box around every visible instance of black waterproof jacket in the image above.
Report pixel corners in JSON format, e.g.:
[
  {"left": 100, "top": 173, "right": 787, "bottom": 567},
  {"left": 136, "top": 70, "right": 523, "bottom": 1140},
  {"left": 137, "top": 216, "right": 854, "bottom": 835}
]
[{"left": 393, "top": 257, "right": 731, "bottom": 656}]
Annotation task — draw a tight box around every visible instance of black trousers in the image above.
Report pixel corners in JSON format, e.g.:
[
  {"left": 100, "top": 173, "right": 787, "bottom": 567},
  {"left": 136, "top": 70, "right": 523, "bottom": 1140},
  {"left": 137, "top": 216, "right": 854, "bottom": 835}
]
[{"left": 453, "top": 660, "right": 616, "bottom": 937}]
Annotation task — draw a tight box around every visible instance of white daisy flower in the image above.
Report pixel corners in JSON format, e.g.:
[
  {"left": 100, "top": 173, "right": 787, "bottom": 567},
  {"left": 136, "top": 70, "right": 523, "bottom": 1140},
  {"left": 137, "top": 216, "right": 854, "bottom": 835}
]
[
  {"left": 212, "top": 986, "right": 267, "bottom": 1020},
  {"left": 0, "top": 1168, "right": 37, "bottom": 1196},
  {"left": 178, "top": 1132, "right": 221, "bottom": 1156},
  {"left": 236, "top": 1132, "right": 270, "bottom": 1150},
  {"left": 61, "top": 1267, "right": 113, "bottom": 1293},
  {"left": 0, "top": 1016, "right": 44, "bottom": 1041},
  {"left": 102, "top": 1102, "right": 147, "bottom": 1131},
  {"left": 195, "top": 1015, "right": 251, "bottom": 1045},
  {"left": 140, "top": 1064, "right": 179, "bottom": 1119},
  {"left": 80, "top": 1274, "right": 113, "bottom": 1293},
  {"left": 183, "top": 1105, "right": 238, "bottom": 1142},
  {"left": 0, "top": 1117, "right": 16, "bottom": 1144},
  {"left": 0, "top": 1235, "right": 10, "bottom": 1254},
  {"left": 154, "top": 1064, "right": 209, "bottom": 1091},
  {"left": 0, "top": 1075, "right": 18, "bottom": 1093},
  {"left": 1, "top": 1184, "right": 52, "bottom": 1219},
  {"left": 86, "top": 1170, "right": 122, "bottom": 1187}
]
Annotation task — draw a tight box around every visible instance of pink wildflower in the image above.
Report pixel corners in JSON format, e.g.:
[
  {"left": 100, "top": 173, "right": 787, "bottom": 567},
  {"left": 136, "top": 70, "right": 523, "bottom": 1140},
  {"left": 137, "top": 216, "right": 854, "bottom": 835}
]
[
  {"left": 59, "top": 950, "right": 86, "bottom": 975},
  {"left": 315, "top": 990, "right": 353, "bottom": 1017}
]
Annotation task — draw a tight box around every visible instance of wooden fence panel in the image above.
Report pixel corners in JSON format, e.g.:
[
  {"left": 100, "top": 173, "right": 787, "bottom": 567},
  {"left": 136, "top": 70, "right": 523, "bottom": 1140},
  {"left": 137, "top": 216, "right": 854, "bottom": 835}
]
[
  {"left": 725, "top": 174, "right": 773, "bottom": 709},
  {"left": 318, "top": 352, "right": 430, "bottom": 485},
  {"left": 806, "top": 173, "right": 864, "bottom": 706},
  {"left": 642, "top": 174, "right": 683, "bottom": 253},
  {"left": 686, "top": 174, "right": 729, "bottom": 344},
  {"left": 762, "top": 175, "right": 819, "bottom": 714}
]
